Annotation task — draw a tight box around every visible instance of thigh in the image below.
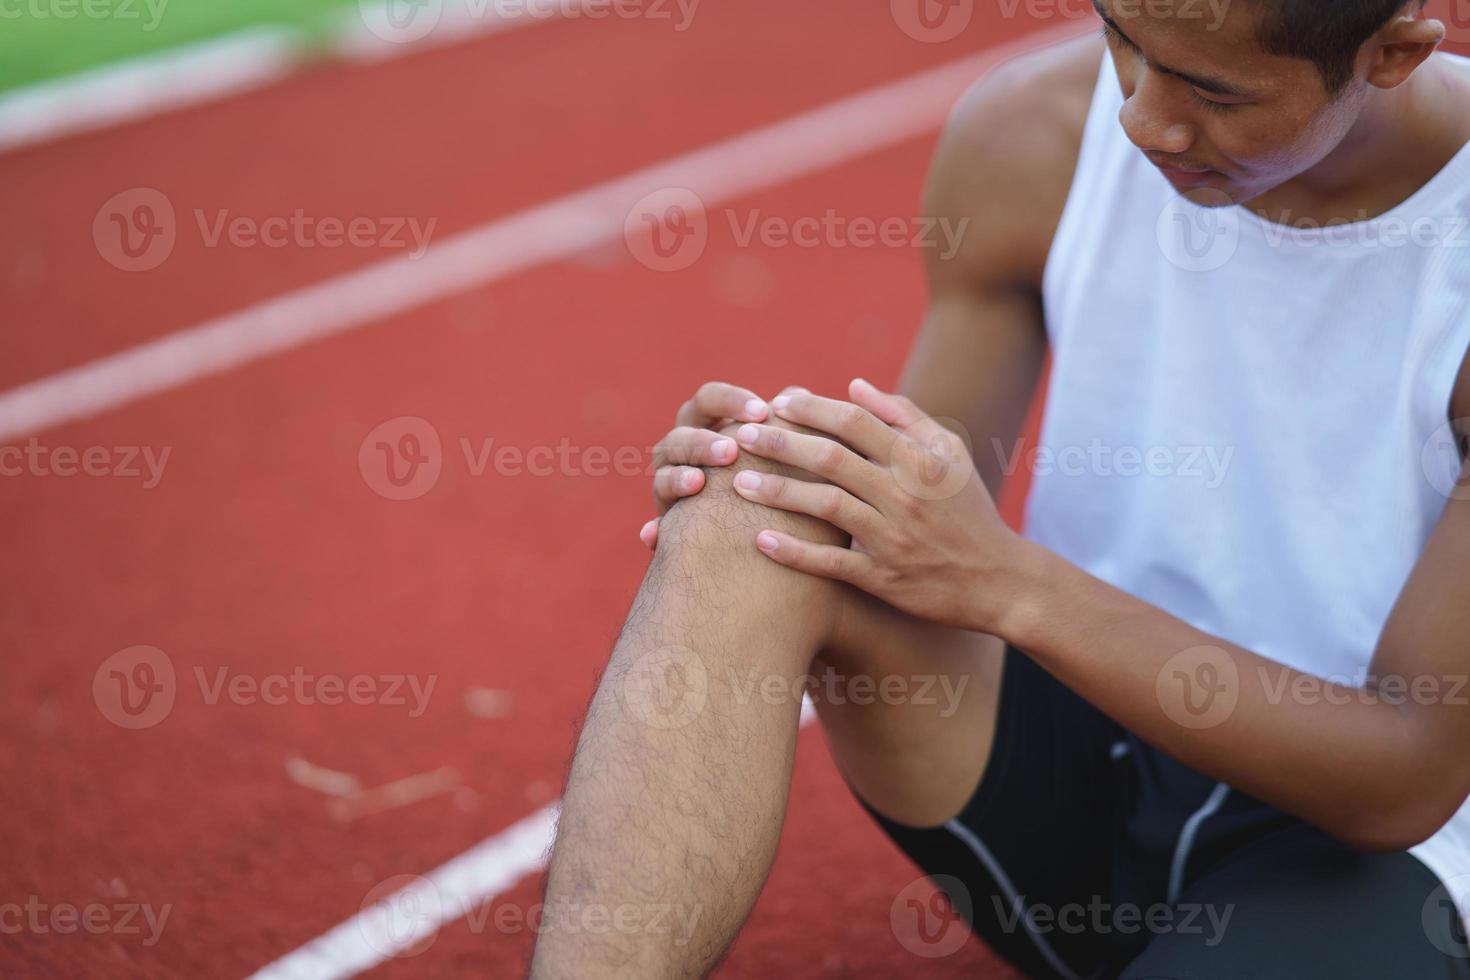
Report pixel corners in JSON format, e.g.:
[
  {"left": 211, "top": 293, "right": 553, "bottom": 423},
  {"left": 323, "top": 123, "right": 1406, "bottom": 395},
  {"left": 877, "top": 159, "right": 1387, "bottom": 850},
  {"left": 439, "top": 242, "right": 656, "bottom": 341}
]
[
  {"left": 813, "top": 589, "right": 1006, "bottom": 831},
  {"left": 1120, "top": 825, "right": 1470, "bottom": 980},
  {"left": 863, "top": 646, "right": 1131, "bottom": 980}
]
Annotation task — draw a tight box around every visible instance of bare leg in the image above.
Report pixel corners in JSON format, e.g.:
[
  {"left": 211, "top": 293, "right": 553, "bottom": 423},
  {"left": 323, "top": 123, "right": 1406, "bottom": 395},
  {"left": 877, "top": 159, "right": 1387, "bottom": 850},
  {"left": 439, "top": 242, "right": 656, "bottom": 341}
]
[{"left": 531, "top": 426, "right": 1005, "bottom": 979}]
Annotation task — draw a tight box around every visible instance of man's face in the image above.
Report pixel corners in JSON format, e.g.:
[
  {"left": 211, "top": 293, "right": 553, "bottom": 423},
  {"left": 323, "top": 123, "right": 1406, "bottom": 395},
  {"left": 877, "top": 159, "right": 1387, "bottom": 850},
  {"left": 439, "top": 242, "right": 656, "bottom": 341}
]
[{"left": 1096, "top": 0, "right": 1372, "bottom": 206}]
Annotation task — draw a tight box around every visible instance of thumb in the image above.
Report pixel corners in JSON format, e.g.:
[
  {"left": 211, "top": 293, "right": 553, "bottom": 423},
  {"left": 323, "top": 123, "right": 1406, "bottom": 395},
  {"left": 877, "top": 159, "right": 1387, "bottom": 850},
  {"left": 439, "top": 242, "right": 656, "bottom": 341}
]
[{"left": 850, "top": 377, "right": 924, "bottom": 429}]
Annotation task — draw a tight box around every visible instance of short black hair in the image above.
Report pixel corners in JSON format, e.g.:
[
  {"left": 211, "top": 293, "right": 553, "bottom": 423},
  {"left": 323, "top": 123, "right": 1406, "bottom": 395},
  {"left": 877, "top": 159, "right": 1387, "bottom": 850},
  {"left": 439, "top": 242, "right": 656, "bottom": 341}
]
[{"left": 1251, "top": 0, "right": 1427, "bottom": 95}]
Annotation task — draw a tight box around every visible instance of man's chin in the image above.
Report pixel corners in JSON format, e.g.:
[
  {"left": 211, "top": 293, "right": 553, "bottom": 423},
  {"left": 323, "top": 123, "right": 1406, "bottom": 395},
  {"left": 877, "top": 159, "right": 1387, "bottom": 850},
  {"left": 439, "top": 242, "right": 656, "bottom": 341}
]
[{"left": 1176, "top": 183, "right": 1240, "bottom": 209}]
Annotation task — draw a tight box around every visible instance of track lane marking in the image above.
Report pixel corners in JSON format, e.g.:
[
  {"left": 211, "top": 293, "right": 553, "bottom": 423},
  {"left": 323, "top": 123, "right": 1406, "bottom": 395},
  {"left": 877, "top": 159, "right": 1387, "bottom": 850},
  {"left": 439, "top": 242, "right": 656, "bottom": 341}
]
[
  {"left": 248, "top": 703, "right": 819, "bottom": 980},
  {"left": 0, "top": 22, "right": 1085, "bottom": 443}
]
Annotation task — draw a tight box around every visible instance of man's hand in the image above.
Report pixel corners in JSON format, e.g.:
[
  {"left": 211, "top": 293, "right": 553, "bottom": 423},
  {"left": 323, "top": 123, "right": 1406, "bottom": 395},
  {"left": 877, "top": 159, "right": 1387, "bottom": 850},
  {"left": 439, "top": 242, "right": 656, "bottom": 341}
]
[
  {"left": 641, "top": 382, "right": 809, "bottom": 549},
  {"left": 728, "top": 378, "right": 1031, "bottom": 634}
]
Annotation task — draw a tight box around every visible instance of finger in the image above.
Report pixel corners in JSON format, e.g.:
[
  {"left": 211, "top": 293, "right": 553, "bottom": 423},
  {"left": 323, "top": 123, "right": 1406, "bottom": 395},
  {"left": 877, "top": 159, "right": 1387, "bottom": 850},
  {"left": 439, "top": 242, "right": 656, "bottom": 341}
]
[
  {"left": 734, "top": 423, "right": 883, "bottom": 501},
  {"left": 675, "top": 382, "right": 768, "bottom": 429},
  {"left": 732, "top": 470, "right": 883, "bottom": 540},
  {"left": 754, "top": 530, "right": 875, "bottom": 586},
  {"left": 774, "top": 385, "right": 811, "bottom": 399},
  {"left": 653, "top": 466, "right": 705, "bottom": 512},
  {"left": 640, "top": 519, "right": 660, "bottom": 550},
  {"left": 769, "top": 393, "right": 900, "bottom": 463},
  {"left": 849, "top": 378, "right": 926, "bottom": 430},
  {"left": 653, "top": 428, "right": 738, "bottom": 471}
]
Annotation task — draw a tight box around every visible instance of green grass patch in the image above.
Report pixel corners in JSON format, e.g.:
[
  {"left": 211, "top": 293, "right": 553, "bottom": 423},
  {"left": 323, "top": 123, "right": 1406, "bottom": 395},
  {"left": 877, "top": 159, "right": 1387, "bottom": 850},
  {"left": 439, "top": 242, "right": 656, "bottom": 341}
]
[{"left": 0, "top": 0, "right": 359, "bottom": 94}]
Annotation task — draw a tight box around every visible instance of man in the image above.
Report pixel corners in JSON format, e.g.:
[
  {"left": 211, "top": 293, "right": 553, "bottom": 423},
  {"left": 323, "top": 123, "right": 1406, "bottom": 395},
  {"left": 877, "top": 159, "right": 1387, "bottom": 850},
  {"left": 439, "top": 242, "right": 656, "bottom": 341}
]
[{"left": 533, "top": 1, "right": 1470, "bottom": 976}]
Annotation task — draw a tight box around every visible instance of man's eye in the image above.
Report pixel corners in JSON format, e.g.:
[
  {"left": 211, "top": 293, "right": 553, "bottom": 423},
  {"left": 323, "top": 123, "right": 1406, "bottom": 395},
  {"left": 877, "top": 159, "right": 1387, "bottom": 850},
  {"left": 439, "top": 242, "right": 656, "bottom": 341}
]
[{"left": 1191, "top": 89, "right": 1241, "bottom": 114}]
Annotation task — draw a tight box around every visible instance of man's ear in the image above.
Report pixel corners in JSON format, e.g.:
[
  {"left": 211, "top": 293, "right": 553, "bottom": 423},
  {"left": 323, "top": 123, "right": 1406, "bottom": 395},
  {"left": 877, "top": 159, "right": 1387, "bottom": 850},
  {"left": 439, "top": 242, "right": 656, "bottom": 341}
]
[{"left": 1364, "top": 8, "right": 1446, "bottom": 90}]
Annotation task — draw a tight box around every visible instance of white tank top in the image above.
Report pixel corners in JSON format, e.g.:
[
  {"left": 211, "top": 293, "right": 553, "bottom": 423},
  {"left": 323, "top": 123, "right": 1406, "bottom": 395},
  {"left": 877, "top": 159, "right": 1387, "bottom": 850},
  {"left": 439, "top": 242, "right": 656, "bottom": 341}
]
[{"left": 1033, "top": 52, "right": 1470, "bottom": 909}]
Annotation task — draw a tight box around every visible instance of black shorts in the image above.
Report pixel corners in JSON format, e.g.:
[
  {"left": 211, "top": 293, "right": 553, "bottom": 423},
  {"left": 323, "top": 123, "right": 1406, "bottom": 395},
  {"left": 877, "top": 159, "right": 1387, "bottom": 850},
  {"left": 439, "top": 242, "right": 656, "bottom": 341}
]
[{"left": 864, "top": 646, "right": 1470, "bottom": 979}]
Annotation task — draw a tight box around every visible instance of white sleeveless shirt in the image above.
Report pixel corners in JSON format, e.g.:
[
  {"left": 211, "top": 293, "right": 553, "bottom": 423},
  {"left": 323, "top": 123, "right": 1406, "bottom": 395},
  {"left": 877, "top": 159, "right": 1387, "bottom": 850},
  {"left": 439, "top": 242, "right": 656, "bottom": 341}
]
[{"left": 1031, "top": 52, "right": 1470, "bottom": 910}]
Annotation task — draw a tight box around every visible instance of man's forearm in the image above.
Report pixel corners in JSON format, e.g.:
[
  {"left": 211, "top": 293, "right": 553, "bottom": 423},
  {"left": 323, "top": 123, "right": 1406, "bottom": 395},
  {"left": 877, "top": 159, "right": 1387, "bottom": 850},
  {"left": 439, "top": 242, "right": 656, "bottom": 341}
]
[{"left": 996, "top": 541, "right": 1458, "bottom": 852}]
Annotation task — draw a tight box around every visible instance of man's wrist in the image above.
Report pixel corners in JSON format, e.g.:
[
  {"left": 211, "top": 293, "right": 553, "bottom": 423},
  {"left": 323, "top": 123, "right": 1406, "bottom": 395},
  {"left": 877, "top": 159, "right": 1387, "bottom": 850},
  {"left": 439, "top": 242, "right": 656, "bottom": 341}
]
[{"left": 978, "top": 535, "right": 1060, "bottom": 646}]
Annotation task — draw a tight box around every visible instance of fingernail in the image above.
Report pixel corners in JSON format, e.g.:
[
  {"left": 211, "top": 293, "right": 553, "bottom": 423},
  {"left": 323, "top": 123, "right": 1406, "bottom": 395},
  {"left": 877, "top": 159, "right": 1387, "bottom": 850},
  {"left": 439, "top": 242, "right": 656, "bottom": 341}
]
[
  {"left": 735, "top": 471, "right": 762, "bottom": 491},
  {"left": 640, "top": 520, "right": 657, "bottom": 540},
  {"left": 679, "top": 470, "right": 700, "bottom": 492},
  {"left": 853, "top": 377, "right": 873, "bottom": 391},
  {"left": 744, "top": 398, "right": 767, "bottom": 420},
  {"left": 737, "top": 424, "right": 760, "bottom": 446},
  {"left": 772, "top": 395, "right": 791, "bottom": 412},
  {"left": 756, "top": 531, "right": 780, "bottom": 553},
  {"left": 711, "top": 438, "right": 735, "bottom": 461}
]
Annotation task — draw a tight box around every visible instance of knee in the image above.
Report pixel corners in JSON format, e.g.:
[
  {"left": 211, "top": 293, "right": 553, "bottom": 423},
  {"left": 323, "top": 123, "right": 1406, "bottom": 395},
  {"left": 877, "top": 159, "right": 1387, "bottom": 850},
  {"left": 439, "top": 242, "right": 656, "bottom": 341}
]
[{"left": 656, "top": 416, "right": 849, "bottom": 559}]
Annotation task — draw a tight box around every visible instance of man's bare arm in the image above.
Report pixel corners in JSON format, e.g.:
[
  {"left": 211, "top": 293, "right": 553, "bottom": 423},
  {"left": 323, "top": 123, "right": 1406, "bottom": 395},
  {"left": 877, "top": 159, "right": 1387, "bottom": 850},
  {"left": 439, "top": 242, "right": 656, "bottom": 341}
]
[
  {"left": 900, "top": 35, "right": 1102, "bottom": 492},
  {"left": 1003, "top": 357, "right": 1470, "bottom": 852}
]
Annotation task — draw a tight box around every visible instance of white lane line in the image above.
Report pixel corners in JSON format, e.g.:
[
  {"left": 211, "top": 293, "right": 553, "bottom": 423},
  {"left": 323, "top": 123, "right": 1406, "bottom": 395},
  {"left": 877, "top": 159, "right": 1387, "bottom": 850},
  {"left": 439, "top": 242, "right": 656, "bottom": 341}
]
[
  {"left": 0, "top": 23, "right": 1083, "bottom": 443},
  {"left": 250, "top": 702, "right": 821, "bottom": 980},
  {"left": 247, "top": 804, "right": 560, "bottom": 980},
  {"left": 0, "top": 0, "right": 570, "bottom": 154},
  {"left": 0, "top": 27, "right": 302, "bottom": 154}
]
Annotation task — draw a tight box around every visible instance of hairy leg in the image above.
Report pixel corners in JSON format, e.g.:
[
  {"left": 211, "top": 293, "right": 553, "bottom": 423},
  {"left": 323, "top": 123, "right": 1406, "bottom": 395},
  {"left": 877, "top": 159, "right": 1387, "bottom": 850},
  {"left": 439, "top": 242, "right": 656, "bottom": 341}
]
[{"left": 531, "top": 422, "right": 1005, "bottom": 979}]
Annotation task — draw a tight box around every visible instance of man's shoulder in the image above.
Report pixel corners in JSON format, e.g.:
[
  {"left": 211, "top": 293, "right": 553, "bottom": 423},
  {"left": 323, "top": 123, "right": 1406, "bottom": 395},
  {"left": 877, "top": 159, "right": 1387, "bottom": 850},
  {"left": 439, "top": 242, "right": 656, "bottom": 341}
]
[
  {"left": 927, "top": 33, "right": 1105, "bottom": 288},
  {"left": 948, "top": 32, "right": 1103, "bottom": 151}
]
